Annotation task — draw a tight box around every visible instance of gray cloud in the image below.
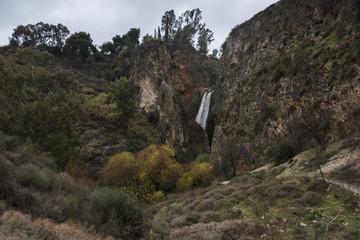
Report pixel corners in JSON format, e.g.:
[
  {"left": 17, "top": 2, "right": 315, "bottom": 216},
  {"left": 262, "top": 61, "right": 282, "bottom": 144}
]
[{"left": 0, "top": 0, "right": 278, "bottom": 51}]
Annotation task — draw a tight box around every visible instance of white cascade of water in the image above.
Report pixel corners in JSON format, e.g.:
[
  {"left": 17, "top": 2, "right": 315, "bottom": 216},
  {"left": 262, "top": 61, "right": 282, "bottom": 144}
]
[{"left": 195, "top": 90, "right": 213, "bottom": 130}]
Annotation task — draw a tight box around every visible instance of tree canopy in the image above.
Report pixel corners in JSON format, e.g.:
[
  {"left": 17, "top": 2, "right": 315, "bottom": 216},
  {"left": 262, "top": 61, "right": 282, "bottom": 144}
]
[
  {"left": 158, "top": 8, "right": 214, "bottom": 54},
  {"left": 64, "top": 31, "right": 97, "bottom": 60},
  {"left": 107, "top": 77, "right": 140, "bottom": 124},
  {"left": 10, "top": 22, "right": 70, "bottom": 54}
]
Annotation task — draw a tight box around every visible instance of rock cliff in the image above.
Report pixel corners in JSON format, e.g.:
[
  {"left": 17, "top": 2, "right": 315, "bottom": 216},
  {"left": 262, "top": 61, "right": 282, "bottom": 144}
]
[
  {"left": 212, "top": 0, "right": 360, "bottom": 174},
  {"left": 116, "top": 42, "right": 218, "bottom": 160}
]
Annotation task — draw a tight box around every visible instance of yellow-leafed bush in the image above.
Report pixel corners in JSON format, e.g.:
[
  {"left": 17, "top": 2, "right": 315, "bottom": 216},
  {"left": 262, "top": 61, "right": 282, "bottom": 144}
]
[
  {"left": 101, "top": 152, "right": 139, "bottom": 187},
  {"left": 137, "top": 145, "right": 183, "bottom": 193},
  {"left": 176, "top": 162, "right": 213, "bottom": 192},
  {"left": 101, "top": 145, "right": 183, "bottom": 202}
]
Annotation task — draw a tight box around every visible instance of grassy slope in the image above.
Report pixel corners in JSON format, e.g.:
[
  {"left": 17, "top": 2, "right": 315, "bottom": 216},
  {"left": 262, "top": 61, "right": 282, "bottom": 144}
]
[{"left": 143, "top": 140, "right": 360, "bottom": 240}]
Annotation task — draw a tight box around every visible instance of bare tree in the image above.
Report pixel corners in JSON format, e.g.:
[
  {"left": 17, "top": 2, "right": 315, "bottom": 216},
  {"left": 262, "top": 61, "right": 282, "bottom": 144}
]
[{"left": 219, "top": 137, "right": 241, "bottom": 177}]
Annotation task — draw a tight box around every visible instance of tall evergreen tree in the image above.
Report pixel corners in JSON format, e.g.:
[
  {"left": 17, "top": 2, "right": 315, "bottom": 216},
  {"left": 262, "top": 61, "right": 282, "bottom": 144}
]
[{"left": 161, "top": 10, "right": 176, "bottom": 42}]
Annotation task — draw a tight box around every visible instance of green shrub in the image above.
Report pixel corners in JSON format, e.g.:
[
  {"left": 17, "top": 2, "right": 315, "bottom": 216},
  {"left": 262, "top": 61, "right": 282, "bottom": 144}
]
[
  {"left": 299, "top": 191, "right": 324, "bottom": 206},
  {"left": 52, "top": 172, "right": 88, "bottom": 195},
  {"left": 127, "top": 115, "right": 162, "bottom": 144},
  {"left": 87, "top": 187, "right": 142, "bottom": 238},
  {"left": 0, "top": 155, "right": 9, "bottom": 183},
  {"left": 18, "top": 164, "right": 53, "bottom": 191},
  {"left": 195, "top": 153, "right": 210, "bottom": 163},
  {"left": 306, "top": 178, "right": 329, "bottom": 195},
  {"left": 265, "top": 183, "right": 302, "bottom": 200},
  {"left": 269, "top": 141, "right": 295, "bottom": 165}
]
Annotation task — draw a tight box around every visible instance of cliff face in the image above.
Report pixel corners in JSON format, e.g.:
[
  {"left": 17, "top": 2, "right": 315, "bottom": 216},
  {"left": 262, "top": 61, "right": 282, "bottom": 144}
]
[
  {"left": 212, "top": 0, "right": 360, "bottom": 174},
  {"left": 117, "top": 43, "right": 218, "bottom": 160}
]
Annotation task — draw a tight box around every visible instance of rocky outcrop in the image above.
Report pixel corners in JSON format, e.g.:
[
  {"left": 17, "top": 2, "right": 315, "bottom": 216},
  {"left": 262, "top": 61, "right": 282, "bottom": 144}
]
[
  {"left": 212, "top": 0, "right": 360, "bottom": 175},
  {"left": 117, "top": 43, "right": 218, "bottom": 160}
]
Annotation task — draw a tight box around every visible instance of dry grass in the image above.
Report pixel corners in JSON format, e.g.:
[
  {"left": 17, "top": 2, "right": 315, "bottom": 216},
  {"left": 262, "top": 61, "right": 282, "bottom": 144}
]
[{"left": 0, "top": 210, "right": 115, "bottom": 240}]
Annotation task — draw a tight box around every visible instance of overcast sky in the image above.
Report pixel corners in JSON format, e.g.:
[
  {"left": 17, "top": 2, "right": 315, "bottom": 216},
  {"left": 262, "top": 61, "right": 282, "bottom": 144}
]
[{"left": 0, "top": 0, "right": 278, "bottom": 51}]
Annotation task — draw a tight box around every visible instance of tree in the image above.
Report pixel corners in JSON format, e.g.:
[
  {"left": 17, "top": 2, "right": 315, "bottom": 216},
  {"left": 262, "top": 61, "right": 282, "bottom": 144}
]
[
  {"left": 174, "top": 8, "right": 202, "bottom": 46},
  {"left": 157, "top": 26, "right": 162, "bottom": 40},
  {"left": 10, "top": 24, "right": 35, "bottom": 47},
  {"left": 123, "top": 28, "right": 140, "bottom": 49},
  {"left": 101, "top": 152, "right": 140, "bottom": 187},
  {"left": 10, "top": 22, "right": 69, "bottom": 53},
  {"left": 100, "top": 41, "right": 115, "bottom": 55},
  {"left": 159, "top": 8, "right": 214, "bottom": 51},
  {"left": 112, "top": 34, "right": 124, "bottom": 53},
  {"left": 161, "top": 10, "right": 176, "bottom": 42},
  {"left": 107, "top": 77, "right": 140, "bottom": 124},
  {"left": 197, "top": 24, "right": 214, "bottom": 55},
  {"left": 218, "top": 137, "right": 241, "bottom": 177},
  {"left": 64, "top": 32, "right": 97, "bottom": 61}
]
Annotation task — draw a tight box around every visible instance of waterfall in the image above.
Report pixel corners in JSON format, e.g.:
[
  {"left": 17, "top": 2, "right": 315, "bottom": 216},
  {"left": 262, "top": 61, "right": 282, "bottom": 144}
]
[{"left": 195, "top": 90, "right": 213, "bottom": 130}]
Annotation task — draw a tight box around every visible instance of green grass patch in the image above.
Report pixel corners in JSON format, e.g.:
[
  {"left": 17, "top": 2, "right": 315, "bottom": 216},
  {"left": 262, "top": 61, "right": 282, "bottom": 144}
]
[{"left": 324, "top": 31, "right": 340, "bottom": 42}]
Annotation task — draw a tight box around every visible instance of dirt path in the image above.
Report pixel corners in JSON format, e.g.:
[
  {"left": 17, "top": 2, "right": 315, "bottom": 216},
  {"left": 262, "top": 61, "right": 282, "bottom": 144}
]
[
  {"left": 328, "top": 180, "right": 360, "bottom": 195},
  {"left": 319, "top": 149, "right": 360, "bottom": 174},
  {"left": 317, "top": 148, "right": 360, "bottom": 195}
]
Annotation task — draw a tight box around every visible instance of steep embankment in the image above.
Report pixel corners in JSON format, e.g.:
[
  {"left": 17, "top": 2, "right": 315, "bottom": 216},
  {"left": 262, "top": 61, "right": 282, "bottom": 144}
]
[
  {"left": 212, "top": 0, "right": 360, "bottom": 174},
  {"left": 116, "top": 42, "right": 218, "bottom": 160}
]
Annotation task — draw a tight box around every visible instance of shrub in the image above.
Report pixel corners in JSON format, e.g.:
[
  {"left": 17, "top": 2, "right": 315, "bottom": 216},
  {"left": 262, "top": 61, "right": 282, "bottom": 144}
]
[
  {"left": 176, "top": 162, "right": 213, "bottom": 192},
  {"left": 265, "top": 183, "right": 302, "bottom": 200},
  {"left": 127, "top": 115, "right": 162, "bottom": 144},
  {"left": 102, "top": 145, "right": 183, "bottom": 202},
  {"left": 101, "top": 152, "right": 139, "bottom": 187},
  {"left": 0, "top": 155, "right": 9, "bottom": 183},
  {"left": 307, "top": 178, "right": 329, "bottom": 195},
  {"left": 137, "top": 145, "right": 183, "bottom": 194},
  {"left": 52, "top": 172, "right": 88, "bottom": 195},
  {"left": 88, "top": 187, "right": 141, "bottom": 224},
  {"left": 269, "top": 141, "right": 295, "bottom": 165},
  {"left": 299, "top": 191, "right": 324, "bottom": 206},
  {"left": 196, "top": 199, "right": 213, "bottom": 212},
  {"left": 18, "top": 164, "right": 53, "bottom": 191},
  {"left": 200, "top": 211, "right": 220, "bottom": 223},
  {"left": 195, "top": 153, "right": 210, "bottom": 163},
  {"left": 82, "top": 93, "right": 119, "bottom": 122}
]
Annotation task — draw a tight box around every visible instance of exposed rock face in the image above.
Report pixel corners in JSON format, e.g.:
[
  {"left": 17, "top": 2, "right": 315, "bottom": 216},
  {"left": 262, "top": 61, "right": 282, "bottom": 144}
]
[
  {"left": 212, "top": 0, "right": 360, "bottom": 175},
  {"left": 119, "top": 42, "right": 218, "bottom": 159}
]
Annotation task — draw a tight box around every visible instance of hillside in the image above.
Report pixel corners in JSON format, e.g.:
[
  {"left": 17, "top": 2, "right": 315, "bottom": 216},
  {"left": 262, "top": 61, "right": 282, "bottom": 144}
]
[{"left": 143, "top": 142, "right": 360, "bottom": 239}]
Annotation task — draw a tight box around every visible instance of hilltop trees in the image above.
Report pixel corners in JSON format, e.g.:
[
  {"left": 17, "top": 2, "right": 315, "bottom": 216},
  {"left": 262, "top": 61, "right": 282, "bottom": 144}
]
[
  {"left": 161, "top": 10, "right": 176, "bottom": 42},
  {"left": 10, "top": 22, "right": 70, "bottom": 53},
  {"left": 100, "top": 28, "right": 141, "bottom": 55},
  {"left": 64, "top": 31, "right": 97, "bottom": 60},
  {"left": 157, "top": 8, "right": 214, "bottom": 54}
]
